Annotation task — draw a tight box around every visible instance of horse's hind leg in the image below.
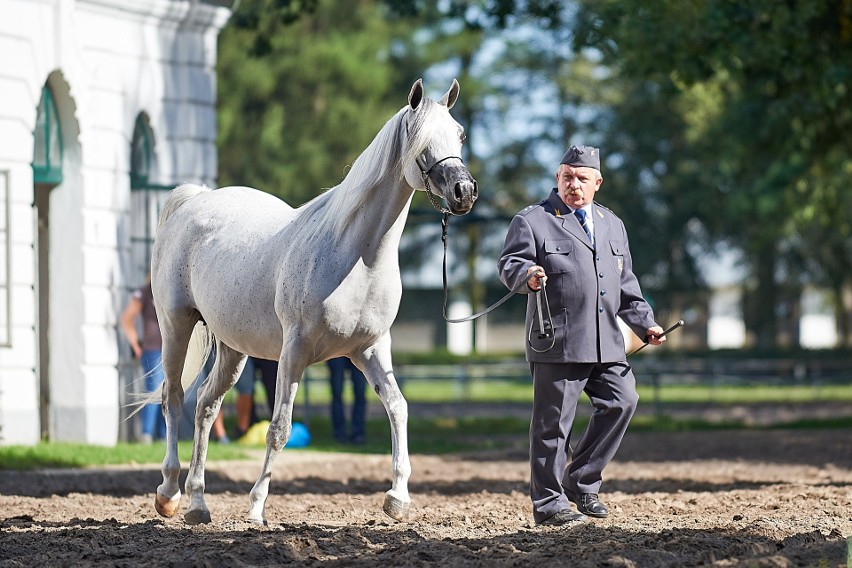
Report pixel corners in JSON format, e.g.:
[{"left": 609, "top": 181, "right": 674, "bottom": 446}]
[
  {"left": 184, "top": 340, "right": 246, "bottom": 525},
  {"left": 154, "top": 317, "right": 197, "bottom": 518},
  {"left": 352, "top": 336, "right": 412, "bottom": 521}
]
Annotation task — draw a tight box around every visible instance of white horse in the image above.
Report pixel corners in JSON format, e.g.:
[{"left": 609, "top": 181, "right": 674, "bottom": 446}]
[{"left": 149, "top": 79, "right": 477, "bottom": 526}]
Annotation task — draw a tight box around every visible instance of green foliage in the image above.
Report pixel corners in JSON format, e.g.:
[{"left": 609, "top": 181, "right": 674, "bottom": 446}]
[
  {"left": 216, "top": 0, "right": 851, "bottom": 348},
  {"left": 217, "top": 0, "right": 419, "bottom": 205},
  {"left": 228, "top": 0, "right": 320, "bottom": 55},
  {"left": 382, "top": 0, "right": 566, "bottom": 29},
  {"left": 571, "top": 0, "right": 852, "bottom": 346}
]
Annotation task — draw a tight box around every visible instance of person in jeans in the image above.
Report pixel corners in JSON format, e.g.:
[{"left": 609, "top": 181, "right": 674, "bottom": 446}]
[
  {"left": 121, "top": 276, "right": 165, "bottom": 443},
  {"left": 327, "top": 357, "right": 367, "bottom": 445}
]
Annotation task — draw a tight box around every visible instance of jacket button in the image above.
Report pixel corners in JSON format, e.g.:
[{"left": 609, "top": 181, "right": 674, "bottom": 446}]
[
  {"left": 599, "top": 272, "right": 604, "bottom": 278},
  {"left": 596, "top": 256, "right": 600, "bottom": 261},
  {"left": 556, "top": 247, "right": 561, "bottom": 251},
  {"left": 598, "top": 307, "right": 604, "bottom": 313},
  {"left": 600, "top": 290, "right": 606, "bottom": 296}
]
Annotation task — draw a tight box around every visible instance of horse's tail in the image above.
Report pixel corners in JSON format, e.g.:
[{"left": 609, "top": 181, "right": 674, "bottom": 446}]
[
  {"left": 179, "top": 321, "right": 214, "bottom": 395},
  {"left": 157, "top": 183, "right": 211, "bottom": 231},
  {"left": 125, "top": 321, "right": 214, "bottom": 419},
  {"left": 125, "top": 184, "right": 214, "bottom": 421}
]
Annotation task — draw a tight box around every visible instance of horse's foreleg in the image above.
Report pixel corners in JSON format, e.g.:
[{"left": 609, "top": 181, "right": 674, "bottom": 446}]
[
  {"left": 247, "top": 360, "right": 301, "bottom": 525},
  {"left": 184, "top": 343, "right": 245, "bottom": 525},
  {"left": 353, "top": 337, "right": 411, "bottom": 521}
]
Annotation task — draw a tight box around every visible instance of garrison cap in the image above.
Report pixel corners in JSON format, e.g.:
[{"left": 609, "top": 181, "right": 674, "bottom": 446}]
[{"left": 560, "top": 145, "right": 600, "bottom": 171}]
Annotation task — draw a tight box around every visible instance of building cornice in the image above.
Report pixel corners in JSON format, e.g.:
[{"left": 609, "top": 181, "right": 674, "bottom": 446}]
[{"left": 79, "top": 0, "right": 232, "bottom": 31}]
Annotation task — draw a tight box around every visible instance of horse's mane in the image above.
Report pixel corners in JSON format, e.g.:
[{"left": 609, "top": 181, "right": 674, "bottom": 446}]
[{"left": 299, "top": 98, "right": 442, "bottom": 239}]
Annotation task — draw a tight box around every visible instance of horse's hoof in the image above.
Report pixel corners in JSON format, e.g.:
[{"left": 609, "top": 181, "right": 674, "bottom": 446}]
[
  {"left": 246, "top": 515, "right": 267, "bottom": 526},
  {"left": 382, "top": 491, "right": 411, "bottom": 522},
  {"left": 185, "top": 508, "right": 212, "bottom": 525},
  {"left": 154, "top": 492, "right": 181, "bottom": 518}
]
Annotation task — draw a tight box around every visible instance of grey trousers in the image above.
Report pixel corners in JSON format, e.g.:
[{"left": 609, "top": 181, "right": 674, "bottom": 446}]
[{"left": 529, "top": 361, "right": 639, "bottom": 523}]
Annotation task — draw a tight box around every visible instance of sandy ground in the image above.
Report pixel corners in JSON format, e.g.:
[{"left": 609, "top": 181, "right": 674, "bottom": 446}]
[{"left": 0, "top": 428, "right": 850, "bottom": 567}]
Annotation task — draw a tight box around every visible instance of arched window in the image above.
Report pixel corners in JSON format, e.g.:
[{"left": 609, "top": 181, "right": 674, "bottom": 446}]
[
  {"left": 130, "top": 114, "right": 153, "bottom": 190},
  {"left": 128, "top": 113, "right": 172, "bottom": 286},
  {"left": 32, "top": 86, "right": 63, "bottom": 185}
]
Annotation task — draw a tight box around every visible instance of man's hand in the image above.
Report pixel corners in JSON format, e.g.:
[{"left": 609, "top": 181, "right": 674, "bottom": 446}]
[
  {"left": 645, "top": 326, "right": 666, "bottom": 345},
  {"left": 526, "top": 265, "right": 547, "bottom": 291}
]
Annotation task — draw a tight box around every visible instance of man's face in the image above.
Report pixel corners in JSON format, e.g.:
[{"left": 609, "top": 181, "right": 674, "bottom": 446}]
[{"left": 556, "top": 164, "right": 602, "bottom": 209}]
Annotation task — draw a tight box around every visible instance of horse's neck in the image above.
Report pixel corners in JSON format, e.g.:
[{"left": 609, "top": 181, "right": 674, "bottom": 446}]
[{"left": 336, "top": 177, "right": 414, "bottom": 266}]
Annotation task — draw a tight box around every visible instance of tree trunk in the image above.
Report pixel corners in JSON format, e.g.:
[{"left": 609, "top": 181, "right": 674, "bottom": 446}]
[
  {"left": 750, "top": 246, "right": 779, "bottom": 349},
  {"left": 833, "top": 283, "right": 850, "bottom": 347}
]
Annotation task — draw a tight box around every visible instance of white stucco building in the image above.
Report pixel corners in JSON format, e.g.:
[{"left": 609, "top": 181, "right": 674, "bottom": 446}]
[{"left": 0, "top": 0, "right": 230, "bottom": 445}]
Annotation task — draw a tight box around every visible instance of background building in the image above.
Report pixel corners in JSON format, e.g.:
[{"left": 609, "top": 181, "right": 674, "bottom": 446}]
[{"left": 0, "top": 0, "right": 230, "bottom": 445}]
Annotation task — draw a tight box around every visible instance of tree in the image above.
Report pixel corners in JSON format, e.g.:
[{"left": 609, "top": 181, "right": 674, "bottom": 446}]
[
  {"left": 393, "top": 2, "right": 584, "bottom": 351},
  {"left": 217, "top": 0, "right": 420, "bottom": 205},
  {"left": 572, "top": 0, "right": 852, "bottom": 347}
]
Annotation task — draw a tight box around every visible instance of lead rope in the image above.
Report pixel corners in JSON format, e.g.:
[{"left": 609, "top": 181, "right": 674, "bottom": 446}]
[
  {"left": 425, "top": 167, "right": 554, "bottom": 349},
  {"left": 440, "top": 212, "right": 547, "bottom": 330},
  {"left": 528, "top": 278, "right": 556, "bottom": 352}
]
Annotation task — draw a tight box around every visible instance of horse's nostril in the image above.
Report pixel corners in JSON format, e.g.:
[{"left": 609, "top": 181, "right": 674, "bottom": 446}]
[{"left": 454, "top": 180, "right": 477, "bottom": 203}]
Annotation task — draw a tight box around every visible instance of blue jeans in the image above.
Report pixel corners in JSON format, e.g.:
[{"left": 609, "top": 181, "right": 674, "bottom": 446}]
[
  {"left": 141, "top": 349, "right": 166, "bottom": 439},
  {"left": 236, "top": 357, "right": 279, "bottom": 417},
  {"left": 327, "top": 357, "right": 367, "bottom": 442}
]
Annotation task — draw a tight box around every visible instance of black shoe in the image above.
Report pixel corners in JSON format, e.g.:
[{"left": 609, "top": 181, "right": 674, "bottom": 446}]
[
  {"left": 569, "top": 492, "right": 609, "bottom": 518},
  {"left": 536, "top": 509, "right": 587, "bottom": 526}
]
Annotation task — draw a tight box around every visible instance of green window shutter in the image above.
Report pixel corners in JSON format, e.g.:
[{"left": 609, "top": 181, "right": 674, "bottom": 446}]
[
  {"left": 130, "top": 114, "right": 152, "bottom": 191},
  {"left": 32, "top": 86, "right": 63, "bottom": 185}
]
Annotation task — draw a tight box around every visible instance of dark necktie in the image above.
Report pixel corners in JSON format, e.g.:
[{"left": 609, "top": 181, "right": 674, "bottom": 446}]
[{"left": 574, "top": 209, "right": 593, "bottom": 244}]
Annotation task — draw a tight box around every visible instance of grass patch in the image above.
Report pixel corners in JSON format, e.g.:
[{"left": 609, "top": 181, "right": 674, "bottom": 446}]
[
  {"left": 293, "top": 379, "right": 852, "bottom": 407},
  {"left": 766, "top": 416, "right": 852, "bottom": 430},
  {"left": 0, "top": 441, "right": 251, "bottom": 471},
  {"left": 287, "top": 415, "right": 532, "bottom": 455},
  {"left": 637, "top": 384, "right": 852, "bottom": 405},
  {"left": 2, "top": 412, "right": 848, "bottom": 471},
  {"left": 629, "top": 414, "right": 852, "bottom": 432},
  {"left": 292, "top": 379, "right": 852, "bottom": 408},
  {"left": 0, "top": 379, "right": 852, "bottom": 470}
]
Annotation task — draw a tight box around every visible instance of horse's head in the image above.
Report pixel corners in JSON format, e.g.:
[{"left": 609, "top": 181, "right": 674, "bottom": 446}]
[{"left": 403, "top": 79, "right": 478, "bottom": 215}]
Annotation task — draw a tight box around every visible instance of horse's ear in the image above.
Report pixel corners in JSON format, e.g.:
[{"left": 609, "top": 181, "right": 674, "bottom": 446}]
[
  {"left": 440, "top": 79, "right": 460, "bottom": 109},
  {"left": 408, "top": 78, "right": 424, "bottom": 110}
]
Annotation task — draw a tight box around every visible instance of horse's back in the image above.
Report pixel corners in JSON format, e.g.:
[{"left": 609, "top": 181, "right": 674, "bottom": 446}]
[
  {"left": 151, "top": 186, "right": 297, "bottom": 356},
  {"left": 195, "top": 186, "right": 295, "bottom": 222},
  {"left": 154, "top": 185, "right": 294, "bottom": 272}
]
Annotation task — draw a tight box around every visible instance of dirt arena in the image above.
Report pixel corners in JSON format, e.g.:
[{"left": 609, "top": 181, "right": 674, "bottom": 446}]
[{"left": 1, "top": 429, "right": 850, "bottom": 567}]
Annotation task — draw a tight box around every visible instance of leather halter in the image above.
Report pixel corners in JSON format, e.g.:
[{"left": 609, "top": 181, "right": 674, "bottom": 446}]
[{"left": 417, "top": 155, "right": 463, "bottom": 216}]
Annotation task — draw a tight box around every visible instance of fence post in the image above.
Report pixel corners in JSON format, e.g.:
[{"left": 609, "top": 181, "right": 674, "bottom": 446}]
[
  {"left": 453, "top": 364, "right": 470, "bottom": 400},
  {"left": 302, "top": 368, "right": 311, "bottom": 428},
  {"left": 653, "top": 369, "right": 662, "bottom": 418}
]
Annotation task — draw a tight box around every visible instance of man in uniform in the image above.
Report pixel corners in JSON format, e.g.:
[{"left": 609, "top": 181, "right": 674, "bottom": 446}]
[{"left": 498, "top": 145, "right": 665, "bottom": 526}]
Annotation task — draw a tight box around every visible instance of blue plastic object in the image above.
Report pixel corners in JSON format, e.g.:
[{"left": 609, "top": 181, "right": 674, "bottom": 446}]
[{"left": 286, "top": 422, "right": 311, "bottom": 448}]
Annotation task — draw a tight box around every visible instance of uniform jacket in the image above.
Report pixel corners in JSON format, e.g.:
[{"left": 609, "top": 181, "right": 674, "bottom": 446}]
[{"left": 498, "top": 189, "right": 657, "bottom": 363}]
